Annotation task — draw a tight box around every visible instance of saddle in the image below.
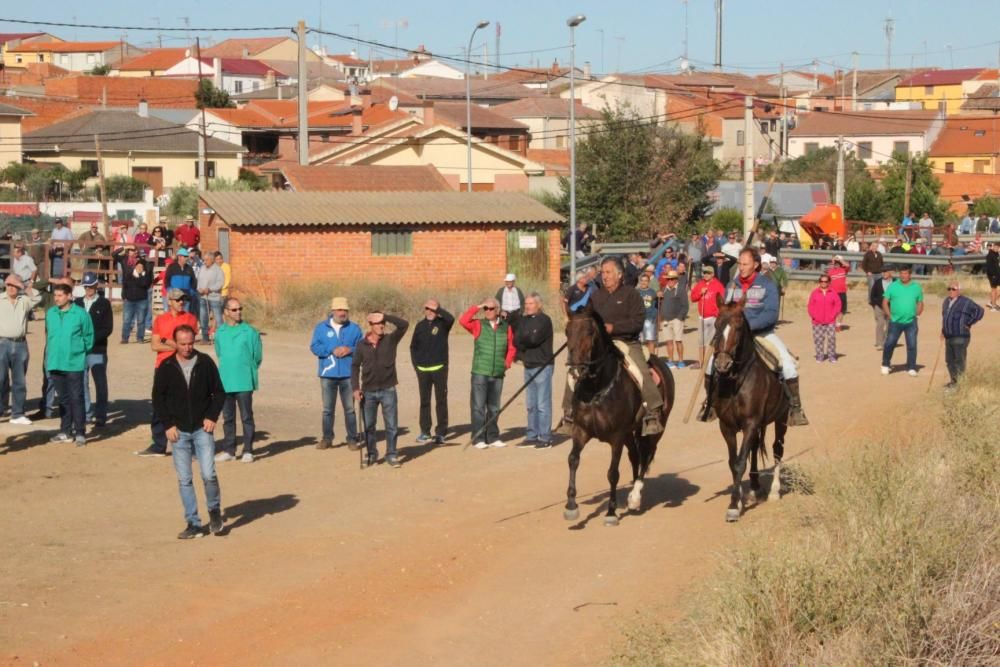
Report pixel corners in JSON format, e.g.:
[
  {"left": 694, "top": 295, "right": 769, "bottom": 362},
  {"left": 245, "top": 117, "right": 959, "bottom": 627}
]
[
  {"left": 612, "top": 340, "right": 663, "bottom": 388},
  {"left": 752, "top": 336, "right": 797, "bottom": 375}
]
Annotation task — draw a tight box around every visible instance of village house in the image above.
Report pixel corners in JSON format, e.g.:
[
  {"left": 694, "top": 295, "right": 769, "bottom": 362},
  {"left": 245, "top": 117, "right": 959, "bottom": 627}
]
[
  {"left": 894, "top": 68, "right": 986, "bottom": 115},
  {"left": 162, "top": 56, "right": 286, "bottom": 96},
  {"left": 929, "top": 117, "right": 1000, "bottom": 175},
  {"left": 197, "top": 190, "right": 564, "bottom": 294},
  {"left": 788, "top": 109, "right": 944, "bottom": 168},
  {"left": 42, "top": 75, "right": 200, "bottom": 109},
  {"left": 370, "top": 46, "right": 464, "bottom": 79},
  {"left": 492, "top": 97, "right": 602, "bottom": 150},
  {"left": 112, "top": 48, "right": 189, "bottom": 77},
  {"left": 202, "top": 37, "right": 320, "bottom": 63},
  {"left": 0, "top": 102, "right": 32, "bottom": 167},
  {"left": 0, "top": 32, "right": 59, "bottom": 64},
  {"left": 4, "top": 40, "right": 144, "bottom": 72}
]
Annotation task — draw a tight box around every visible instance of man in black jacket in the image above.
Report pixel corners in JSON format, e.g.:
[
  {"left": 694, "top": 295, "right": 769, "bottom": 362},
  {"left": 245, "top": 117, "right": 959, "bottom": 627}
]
[
  {"left": 986, "top": 241, "right": 1000, "bottom": 311},
  {"left": 152, "top": 325, "right": 226, "bottom": 539},
  {"left": 409, "top": 299, "right": 453, "bottom": 445},
  {"left": 868, "top": 266, "right": 894, "bottom": 350},
  {"left": 76, "top": 272, "right": 113, "bottom": 427},
  {"left": 510, "top": 293, "right": 554, "bottom": 448},
  {"left": 352, "top": 312, "right": 409, "bottom": 467},
  {"left": 119, "top": 247, "right": 153, "bottom": 343}
]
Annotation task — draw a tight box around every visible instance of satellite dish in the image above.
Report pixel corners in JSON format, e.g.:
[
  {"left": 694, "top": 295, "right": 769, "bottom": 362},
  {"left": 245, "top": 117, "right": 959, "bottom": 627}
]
[{"left": 388, "top": 95, "right": 399, "bottom": 111}]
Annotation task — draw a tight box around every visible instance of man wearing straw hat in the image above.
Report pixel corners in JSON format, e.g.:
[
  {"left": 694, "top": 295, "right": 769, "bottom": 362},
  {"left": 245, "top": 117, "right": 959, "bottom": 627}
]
[
  {"left": 0, "top": 274, "right": 42, "bottom": 425},
  {"left": 310, "top": 296, "right": 363, "bottom": 451}
]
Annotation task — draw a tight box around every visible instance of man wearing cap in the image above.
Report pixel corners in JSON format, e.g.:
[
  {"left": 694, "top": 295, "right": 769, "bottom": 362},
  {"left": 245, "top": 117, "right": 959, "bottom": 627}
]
[
  {"left": 163, "top": 248, "right": 197, "bottom": 312},
  {"left": 120, "top": 246, "right": 152, "bottom": 343},
  {"left": 461, "top": 297, "right": 516, "bottom": 447},
  {"left": 135, "top": 288, "right": 199, "bottom": 457},
  {"left": 0, "top": 275, "right": 42, "bottom": 425},
  {"left": 409, "top": 298, "right": 454, "bottom": 445},
  {"left": 689, "top": 264, "right": 725, "bottom": 368},
  {"left": 658, "top": 269, "right": 688, "bottom": 368},
  {"left": 310, "top": 297, "right": 363, "bottom": 450},
  {"left": 214, "top": 297, "right": 263, "bottom": 463},
  {"left": 76, "top": 272, "right": 113, "bottom": 427},
  {"left": 173, "top": 215, "right": 201, "bottom": 250},
  {"left": 721, "top": 231, "right": 742, "bottom": 261},
  {"left": 496, "top": 274, "right": 525, "bottom": 321},
  {"left": 941, "top": 281, "right": 984, "bottom": 389},
  {"left": 45, "top": 282, "right": 94, "bottom": 446},
  {"left": 352, "top": 311, "right": 409, "bottom": 467},
  {"left": 49, "top": 218, "right": 74, "bottom": 279}
]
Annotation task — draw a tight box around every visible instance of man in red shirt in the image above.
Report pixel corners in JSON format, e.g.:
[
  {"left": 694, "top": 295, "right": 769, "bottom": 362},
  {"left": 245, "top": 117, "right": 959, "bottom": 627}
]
[
  {"left": 173, "top": 215, "right": 201, "bottom": 250},
  {"left": 135, "top": 288, "right": 200, "bottom": 457},
  {"left": 689, "top": 264, "right": 725, "bottom": 368}
]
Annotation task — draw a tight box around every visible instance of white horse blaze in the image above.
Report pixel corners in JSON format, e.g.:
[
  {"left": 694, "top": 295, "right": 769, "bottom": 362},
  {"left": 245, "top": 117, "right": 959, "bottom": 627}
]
[{"left": 627, "top": 480, "right": 644, "bottom": 511}]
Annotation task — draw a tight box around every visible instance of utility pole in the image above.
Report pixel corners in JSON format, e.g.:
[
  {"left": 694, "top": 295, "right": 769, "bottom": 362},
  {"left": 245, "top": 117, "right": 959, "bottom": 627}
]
[
  {"left": 714, "top": 0, "right": 723, "bottom": 72},
  {"left": 835, "top": 136, "right": 845, "bottom": 208},
  {"left": 903, "top": 155, "right": 913, "bottom": 220},
  {"left": 94, "top": 134, "right": 109, "bottom": 238},
  {"left": 597, "top": 28, "right": 604, "bottom": 74},
  {"left": 743, "top": 95, "right": 755, "bottom": 237},
  {"left": 195, "top": 38, "right": 208, "bottom": 191},
  {"left": 884, "top": 17, "right": 894, "bottom": 69},
  {"left": 851, "top": 52, "right": 858, "bottom": 111},
  {"left": 297, "top": 20, "right": 308, "bottom": 166},
  {"left": 779, "top": 63, "right": 786, "bottom": 158}
]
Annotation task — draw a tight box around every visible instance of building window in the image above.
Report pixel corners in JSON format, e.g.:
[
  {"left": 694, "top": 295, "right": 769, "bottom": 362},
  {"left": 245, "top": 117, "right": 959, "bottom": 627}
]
[
  {"left": 194, "top": 161, "right": 217, "bottom": 178},
  {"left": 804, "top": 142, "right": 819, "bottom": 155},
  {"left": 15, "top": 54, "right": 22, "bottom": 64},
  {"left": 945, "top": 162, "right": 955, "bottom": 173},
  {"left": 234, "top": 80, "right": 243, "bottom": 94},
  {"left": 509, "top": 135, "right": 520, "bottom": 151},
  {"left": 252, "top": 80, "right": 260, "bottom": 91},
  {"left": 555, "top": 135, "right": 566, "bottom": 148},
  {"left": 974, "top": 159, "right": 989, "bottom": 174},
  {"left": 86, "top": 53, "right": 95, "bottom": 64},
  {"left": 60, "top": 54, "right": 69, "bottom": 64},
  {"left": 372, "top": 230, "right": 412, "bottom": 256},
  {"left": 737, "top": 130, "right": 745, "bottom": 146},
  {"left": 974, "top": 129, "right": 986, "bottom": 137},
  {"left": 37, "top": 54, "right": 44, "bottom": 62},
  {"left": 924, "top": 85, "right": 934, "bottom": 95},
  {"left": 862, "top": 103, "right": 873, "bottom": 110},
  {"left": 80, "top": 160, "right": 99, "bottom": 177},
  {"left": 892, "top": 141, "right": 910, "bottom": 156},
  {"left": 759, "top": 121, "right": 769, "bottom": 134},
  {"left": 856, "top": 141, "right": 873, "bottom": 160}
]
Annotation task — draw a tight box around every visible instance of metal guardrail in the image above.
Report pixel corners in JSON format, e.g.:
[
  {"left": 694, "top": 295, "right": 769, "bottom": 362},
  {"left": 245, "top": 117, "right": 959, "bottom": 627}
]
[{"left": 780, "top": 248, "right": 986, "bottom": 267}]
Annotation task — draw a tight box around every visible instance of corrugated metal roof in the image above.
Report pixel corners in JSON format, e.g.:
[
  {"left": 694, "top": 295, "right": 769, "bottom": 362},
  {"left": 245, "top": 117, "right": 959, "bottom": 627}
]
[
  {"left": 202, "top": 191, "right": 565, "bottom": 227},
  {"left": 710, "top": 181, "right": 829, "bottom": 218}
]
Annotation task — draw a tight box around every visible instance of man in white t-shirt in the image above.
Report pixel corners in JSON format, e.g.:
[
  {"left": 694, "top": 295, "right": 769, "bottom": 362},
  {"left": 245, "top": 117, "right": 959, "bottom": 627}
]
[{"left": 495, "top": 273, "right": 525, "bottom": 321}]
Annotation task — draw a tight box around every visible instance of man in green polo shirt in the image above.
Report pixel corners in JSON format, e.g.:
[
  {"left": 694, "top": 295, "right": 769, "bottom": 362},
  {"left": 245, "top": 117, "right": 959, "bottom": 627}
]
[{"left": 881, "top": 265, "right": 924, "bottom": 376}]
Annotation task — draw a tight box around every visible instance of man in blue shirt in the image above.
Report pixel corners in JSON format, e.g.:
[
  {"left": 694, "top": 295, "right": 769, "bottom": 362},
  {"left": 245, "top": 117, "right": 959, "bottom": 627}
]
[{"left": 310, "top": 296, "right": 363, "bottom": 450}]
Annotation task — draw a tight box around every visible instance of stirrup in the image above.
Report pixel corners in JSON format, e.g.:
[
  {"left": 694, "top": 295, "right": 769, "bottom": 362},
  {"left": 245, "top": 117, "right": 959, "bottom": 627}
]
[
  {"left": 641, "top": 414, "right": 663, "bottom": 436},
  {"left": 788, "top": 408, "right": 809, "bottom": 427}
]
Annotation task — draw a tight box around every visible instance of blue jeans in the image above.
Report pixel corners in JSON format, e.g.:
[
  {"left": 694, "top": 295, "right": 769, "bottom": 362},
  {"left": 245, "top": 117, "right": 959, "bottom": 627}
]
[
  {"left": 524, "top": 365, "right": 553, "bottom": 443},
  {"left": 82, "top": 353, "right": 108, "bottom": 423},
  {"left": 199, "top": 297, "right": 223, "bottom": 341},
  {"left": 0, "top": 338, "right": 29, "bottom": 417},
  {"left": 219, "top": 391, "right": 255, "bottom": 455},
  {"left": 38, "top": 365, "right": 56, "bottom": 414},
  {"left": 882, "top": 320, "right": 918, "bottom": 371},
  {"left": 49, "top": 370, "right": 85, "bottom": 436},
  {"left": 470, "top": 373, "right": 503, "bottom": 444},
  {"left": 171, "top": 429, "right": 221, "bottom": 527},
  {"left": 145, "top": 289, "right": 154, "bottom": 331},
  {"left": 362, "top": 387, "right": 398, "bottom": 458},
  {"left": 320, "top": 377, "right": 357, "bottom": 443},
  {"left": 122, "top": 299, "right": 148, "bottom": 342}
]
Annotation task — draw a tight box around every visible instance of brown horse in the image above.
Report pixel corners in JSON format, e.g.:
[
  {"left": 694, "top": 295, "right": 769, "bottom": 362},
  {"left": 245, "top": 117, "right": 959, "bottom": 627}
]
[
  {"left": 563, "top": 305, "right": 675, "bottom": 526},
  {"left": 709, "top": 299, "right": 788, "bottom": 522}
]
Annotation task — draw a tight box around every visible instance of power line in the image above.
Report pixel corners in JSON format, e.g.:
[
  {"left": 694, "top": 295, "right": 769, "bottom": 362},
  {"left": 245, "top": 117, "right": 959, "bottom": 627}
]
[{"left": 0, "top": 17, "right": 287, "bottom": 32}]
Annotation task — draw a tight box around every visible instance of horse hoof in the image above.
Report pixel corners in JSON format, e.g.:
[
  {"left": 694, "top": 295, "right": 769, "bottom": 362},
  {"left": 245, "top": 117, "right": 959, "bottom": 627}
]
[
  {"left": 725, "top": 508, "right": 741, "bottom": 522},
  {"left": 564, "top": 508, "right": 580, "bottom": 521},
  {"left": 604, "top": 515, "right": 619, "bottom": 527},
  {"left": 627, "top": 497, "right": 641, "bottom": 512}
]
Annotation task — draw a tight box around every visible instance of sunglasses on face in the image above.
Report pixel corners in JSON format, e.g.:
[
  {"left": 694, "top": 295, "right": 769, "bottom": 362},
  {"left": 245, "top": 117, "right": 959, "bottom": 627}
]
[
  {"left": 947, "top": 287, "right": 958, "bottom": 291},
  {"left": 483, "top": 306, "right": 496, "bottom": 311},
  {"left": 228, "top": 307, "right": 242, "bottom": 311}
]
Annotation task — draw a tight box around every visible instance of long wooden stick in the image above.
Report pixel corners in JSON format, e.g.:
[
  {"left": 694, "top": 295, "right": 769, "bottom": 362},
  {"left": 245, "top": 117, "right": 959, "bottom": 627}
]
[
  {"left": 682, "top": 330, "right": 708, "bottom": 424},
  {"left": 926, "top": 336, "right": 945, "bottom": 393}
]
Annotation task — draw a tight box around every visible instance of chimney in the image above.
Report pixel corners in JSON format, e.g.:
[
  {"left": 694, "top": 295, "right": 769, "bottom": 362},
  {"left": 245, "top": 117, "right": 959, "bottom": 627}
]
[
  {"left": 137, "top": 98, "right": 148, "bottom": 118},
  {"left": 551, "top": 58, "right": 560, "bottom": 73},
  {"left": 265, "top": 69, "right": 275, "bottom": 88},
  {"left": 422, "top": 99, "right": 435, "bottom": 126},
  {"left": 241, "top": 46, "right": 250, "bottom": 58},
  {"left": 212, "top": 57, "right": 222, "bottom": 89},
  {"left": 583, "top": 61, "right": 592, "bottom": 80},
  {"left": 184, "top": 48, "right": 191, "bottom": 58},
  {"left": 360, "top": 88, "right": 372, "bottom": 109},
  {"left": 351, "top": 107, "right": 363, "bottom": 136}
]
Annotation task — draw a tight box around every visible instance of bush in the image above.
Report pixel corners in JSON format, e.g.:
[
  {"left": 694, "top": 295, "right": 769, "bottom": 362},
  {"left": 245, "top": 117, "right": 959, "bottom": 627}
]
[
  {"left": 165, "top": 183, "right": 199, "bottom": 218},
  {"left": 103, "top": 175, "right": 146, "bottom": 201},
  {"left": 615, "top": 363, "right": 1000, "bottom": 666},
  {"left": 703, "top": 207, "right": 744, "bottom": 233}
]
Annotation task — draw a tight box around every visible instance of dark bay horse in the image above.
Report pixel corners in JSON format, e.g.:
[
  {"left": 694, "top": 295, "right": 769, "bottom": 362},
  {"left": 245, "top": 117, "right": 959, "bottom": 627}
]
[
  {"left": 710, "top": 299, "right": 788, "bottom": 522},
  {"left": 563, "top": 306, "right": 675, "bottom": 526}
]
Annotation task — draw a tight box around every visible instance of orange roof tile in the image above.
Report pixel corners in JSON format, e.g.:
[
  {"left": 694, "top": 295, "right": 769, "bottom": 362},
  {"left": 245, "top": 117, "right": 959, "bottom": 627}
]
[
  {"left": 930, "top": 118, "right": 1000, "bottom": 156},
  {"left": 937, "top": 173, "right": 1000, "bottom": 211},
  {"left": 897, "top": 68, "right": 985, "bottom": 87},
  {"left": 205, "top": 107, "right": 276, "bottom": 128},
  {"left": 280, "top": 164, "right": 452, "bottom": 191},
  {"left": 44, "top": 76, "right": 199, "bottom": 108},
  {"left": 202, "top": 37, "right": 288, "bottom": 58},
  {"left": 117, "top": 48, "right": 188, "bottom": 72},
  {"left": 13, "top": 41, "right": 122, "bottom": 53},
  {"left": 1, "top": 96, "right": 91, "bottom": 132}
]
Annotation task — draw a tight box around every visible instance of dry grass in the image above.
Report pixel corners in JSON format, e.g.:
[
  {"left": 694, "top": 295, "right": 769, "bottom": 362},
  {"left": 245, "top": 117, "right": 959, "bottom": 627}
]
[{"left": 613, "top": 363, "right": 1000, "bottom": 667}]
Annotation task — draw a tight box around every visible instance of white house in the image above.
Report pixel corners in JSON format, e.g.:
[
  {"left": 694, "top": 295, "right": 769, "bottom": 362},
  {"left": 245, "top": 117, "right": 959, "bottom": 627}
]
[
  {"left": 162, "top": 57, "right": 287, "bottom": 95},
  {"left": 370, "top": 58, "right": 465, "bottom": 80},
  {"left": 564, "top": 75, "right": 663, "bottom": 119},
  {"left": 788, "top": 109, "right": 944, "bottom": 167}
]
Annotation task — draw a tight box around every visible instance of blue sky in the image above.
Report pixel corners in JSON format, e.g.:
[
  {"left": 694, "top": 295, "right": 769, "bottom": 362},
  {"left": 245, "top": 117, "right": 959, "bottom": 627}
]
[{"left": 3, "top": 0, "right": 999, "bottom": 75}]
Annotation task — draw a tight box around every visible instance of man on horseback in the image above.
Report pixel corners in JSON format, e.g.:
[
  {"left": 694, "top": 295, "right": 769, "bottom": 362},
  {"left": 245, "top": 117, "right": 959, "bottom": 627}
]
[
  {"left": 560, "top": 256, "right": 665, "bottom": 436},
  {"left": 700, "top": 247, "right": 809, "bottom": 426}
]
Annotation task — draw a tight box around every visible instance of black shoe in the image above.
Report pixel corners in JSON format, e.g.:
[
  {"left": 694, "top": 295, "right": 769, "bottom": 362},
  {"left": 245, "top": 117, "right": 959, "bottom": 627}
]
[
  {"left": 517, "top": 439, "right": 537, "bottom": 448},
  {"left": 177, "top": 523, "right": 205, "bottom": 540},
  {"left": 134, "top": 445, "right": 167, "bottom": 457},
  {"left": 386, "top": 455, "right": 402, "bottom": 468},
  {"left": 208, "top": 510, "right": 224, "bottom": 535},
  {"left": 533, "top": 440, "right": 553, "bottom": 450},
  {"left": 347, "top": 438, "right": 362, "bottom": 452},
  {"left": 433, "top": 435, "right": 445, "bottom": 445},
  {"left": 362, "top": 453, "right": 377, "bottom": 468}
]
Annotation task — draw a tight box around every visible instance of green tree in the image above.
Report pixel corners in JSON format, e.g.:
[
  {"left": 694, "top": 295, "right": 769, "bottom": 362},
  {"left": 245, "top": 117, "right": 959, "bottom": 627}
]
[
  {"left": 971, "top": 194, "right": 1000, "bottom": 218},
  {"left": 761, "top": 146, "right": 881, "bottom": 222},
  {"left": 237, "top": 168, "right": 269, "bottom": 191},
  {"left": 878, "top": 153, "right": 948, "bottom": 224},
  {"left": 704, "top": 207, "right": 744, "bottom": 233},
  {"left": 24, "top": 169, "right": 54, "bottom": 201},
  {"left": 1, "top": 162, "right": 32, "bottom": 197},
  {"left": 103, "top": 175, "right": 147, "bottom": 201},
  {"left": 89, "top": 64, "right": 111, "bottom": 76},
  {"left": 551, "top": 105, "right": 721, "bottom": 241},
  {"left": 165, "top": 183, "right": 199, "bottom": 218},
  {"left": 195, "top": 79, "right": 234, "bottom": 109}
]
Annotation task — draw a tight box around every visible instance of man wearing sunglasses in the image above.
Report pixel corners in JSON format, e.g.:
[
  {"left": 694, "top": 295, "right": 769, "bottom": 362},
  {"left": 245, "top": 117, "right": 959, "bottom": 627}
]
[
  {"left": 460, "top": 298, "right": 516, "bottom": 448},
  {"left": 352, "top": 311, "right": 409, "bottom": 467},
  {"left": 213, "top": 298, "right": 263, "bottom": 463}
]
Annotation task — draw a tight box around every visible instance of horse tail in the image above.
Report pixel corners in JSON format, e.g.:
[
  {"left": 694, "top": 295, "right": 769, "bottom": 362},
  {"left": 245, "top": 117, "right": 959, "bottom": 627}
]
[{"left": 756, "top": 425, "right": 769, "bottom": 465}]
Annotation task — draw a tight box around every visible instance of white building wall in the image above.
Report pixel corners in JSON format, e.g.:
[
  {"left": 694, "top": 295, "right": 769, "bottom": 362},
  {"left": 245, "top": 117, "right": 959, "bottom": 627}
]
[{"left": 787, "top": 134, "right": 929, "bottom": 166}]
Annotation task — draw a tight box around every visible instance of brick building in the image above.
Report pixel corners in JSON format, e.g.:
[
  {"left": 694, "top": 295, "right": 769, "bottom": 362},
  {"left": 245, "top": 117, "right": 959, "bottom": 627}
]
[{"left": 198, "top": 191, "right": 565, "bottom": 296}]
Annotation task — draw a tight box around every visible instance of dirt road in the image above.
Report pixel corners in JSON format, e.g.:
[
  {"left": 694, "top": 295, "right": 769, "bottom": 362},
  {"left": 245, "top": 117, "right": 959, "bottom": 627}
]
[{"left": 3, "top": 292, "right": 994, "bottom": 666}]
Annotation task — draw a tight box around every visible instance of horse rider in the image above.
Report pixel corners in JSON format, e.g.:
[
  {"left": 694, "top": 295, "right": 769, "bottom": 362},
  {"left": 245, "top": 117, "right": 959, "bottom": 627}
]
[
  {"left": 699, "top": 247, "right": 809, "bottom": 426},
  {"left": 559, "top": 256, "right": 664, "bottom": 436}
]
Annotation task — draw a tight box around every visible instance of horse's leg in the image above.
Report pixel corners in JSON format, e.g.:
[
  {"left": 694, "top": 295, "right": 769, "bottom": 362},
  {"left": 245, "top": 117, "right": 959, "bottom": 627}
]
[
  {"left": 772, "top": 414, "right": 788, "bottom": 500},
  {"left": 722, "top": 423, "right": 743, "bottom": 522},
  {"left": 748, "top": 435, "right": 760, "bottom": 505},
  {"left": 564, "top": 436, "right": 586, "bottom": 521},
  {"left": 605, "top": 442, "right": 624, "bottom": 526},
  {"left": 626, "top": 434, "right": 643, "bottom": 511}
]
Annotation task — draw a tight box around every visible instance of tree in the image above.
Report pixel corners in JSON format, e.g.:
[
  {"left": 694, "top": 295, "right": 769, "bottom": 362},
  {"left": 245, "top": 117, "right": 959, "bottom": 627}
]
[
  {"left": 550, "top": 105, "right": 721, "bottom": 241},
  {"left": 704, "top": 207, "right": 744, "bottom": 233},
  {"left": 89, "top": 64, "right": 111, "bottom": 76},
  {"left": 195, "top": 79, "right": 234, "bottom": 109},
  {"left": 165, "top": 183, "right": 199, "bottom": 218},
  {"left": 103, "top": 176, "right": 147, "bottom": 201},
  {"left": 971, "top": 194, "right": 1000, "bottom": 218},
  {"left": 878, "top": 153, "right": 948, "bottom": 224},
  {"left": 760, "top": 146, "right": 881, "bottom": 222}
]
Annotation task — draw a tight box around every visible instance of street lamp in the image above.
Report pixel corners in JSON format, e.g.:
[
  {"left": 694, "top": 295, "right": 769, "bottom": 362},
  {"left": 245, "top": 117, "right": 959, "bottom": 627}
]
[
  {"left": 466, "top": 20, "right": 490, "bottom": 192},
  {"left": 567, "top": 14, "right": 586, "bottom": 279}
]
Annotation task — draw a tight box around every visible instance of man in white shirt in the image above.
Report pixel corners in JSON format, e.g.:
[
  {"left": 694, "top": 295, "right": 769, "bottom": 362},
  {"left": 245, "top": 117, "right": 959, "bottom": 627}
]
[
  {"left": 49, "top": 218, "right": 75, "bottom": 278},
  {"left": 495, "top": 273, "right": 525, "bottom": 321},
  {"left": 0, "top": 275, "right": 42, "bottom": 424},
  {"left": 721, "top": 231, "right": 743, "bottom": 261}
]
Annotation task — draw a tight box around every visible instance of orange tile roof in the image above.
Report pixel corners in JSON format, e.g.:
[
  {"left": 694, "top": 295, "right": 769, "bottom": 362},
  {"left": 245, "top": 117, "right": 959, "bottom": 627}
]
[
  {"left": 790, "top": 109, "right": 938, "bottom": 137},
  {"left": 897, "top": 68, "right": 985, "bottom": 87},
  {"left": 44, "top": 76, "right": 199, "bottom": 108},
  {"left": 117, "top": 48, "right": 188, "bottom": 72},
  {"left": 281, "top": 164, "right": 452, "bottom": 191},
  {"left": 12, "top": 41, "right": 122, "bottom": 53},
  {"left": 205, "top": 107, "right": 276, "bottom": 128},
  {"left": 930, "top": 117, "right": 1000, "bottom": 156},
  {"left": 1, "top": 95, "right": 91, "bottom": 132},
  {"left": 202, "top": 37, "right": 288, "bottom": 58},
  {"left": 937, "top": 173, "right": 1000, "bottom": 211}
]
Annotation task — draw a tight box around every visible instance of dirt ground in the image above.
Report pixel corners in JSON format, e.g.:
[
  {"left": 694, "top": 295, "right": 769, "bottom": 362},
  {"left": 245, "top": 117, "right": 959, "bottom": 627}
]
[{"left": 3, "top": 290, "right": 997, "bottom": 666}]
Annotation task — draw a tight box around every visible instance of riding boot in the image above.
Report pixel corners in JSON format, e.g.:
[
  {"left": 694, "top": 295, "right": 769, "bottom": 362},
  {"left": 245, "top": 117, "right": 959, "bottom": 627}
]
[
  {"left": 698, "top": 374, "right": 717, "bottom": 422},
  {"left": 785, "top": 378, "right": 809, "bottom": 426},
  {"left": 556, "top": 383, "right": 574, "bottom": 434}
]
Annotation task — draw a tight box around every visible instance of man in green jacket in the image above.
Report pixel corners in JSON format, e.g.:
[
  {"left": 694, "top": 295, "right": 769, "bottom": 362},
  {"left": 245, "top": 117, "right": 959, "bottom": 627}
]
[
  {"left": 459, "top": 297, "right": 516, "bottom": 448},
  {"left": 45, "top": 282, "right": 94, "bottom": 446},
  {"left": 213, "top": 297, "right": 263, "bottom": 463}
]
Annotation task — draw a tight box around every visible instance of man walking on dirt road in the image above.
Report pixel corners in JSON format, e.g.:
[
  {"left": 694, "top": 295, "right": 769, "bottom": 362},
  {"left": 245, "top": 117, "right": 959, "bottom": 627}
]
[{"left": 881, "top": 265, "right": 924, "bottom": 377}]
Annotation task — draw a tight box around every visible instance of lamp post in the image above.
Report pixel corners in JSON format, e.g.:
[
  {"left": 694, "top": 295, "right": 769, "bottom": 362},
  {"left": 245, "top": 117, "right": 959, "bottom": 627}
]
[
  {"left": 466, "top": 20, "right": 490, "bottom": 192},
  {"left": 567, "top": 14, "right": 586, "bottom": 279}
]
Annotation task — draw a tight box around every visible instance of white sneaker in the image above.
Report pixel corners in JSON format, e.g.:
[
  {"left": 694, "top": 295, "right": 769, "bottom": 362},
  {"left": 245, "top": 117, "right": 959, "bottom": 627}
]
[
  {"left": 489, "top": 440, "right": 506, "bottom": 448},
  {"left": 473, "top": 441, "right": 489, "bottom": 449},
  {"left": 880, "top": 366, "right": 890, "bottom": 375},
  {"left": 214, "top": 452, "right": 235, "bottom": 462},
  {"left": 907, "top": 369, "right": 918, "bottom": 377},
  {"left": 241, "top": 452, "right": 254, "bottom": 463},
  {"left": 9, "top": 416, "right": 32, "bottom": 425}
]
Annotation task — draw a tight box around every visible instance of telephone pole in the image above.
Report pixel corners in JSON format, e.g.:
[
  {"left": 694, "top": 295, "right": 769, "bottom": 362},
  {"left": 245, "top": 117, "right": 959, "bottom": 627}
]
[
  {"left": 195, "top": 38, "right": 208, "bottom": 191},
  {"left": 743, "top": 95, "right": 755, "bottom": 237},
  {"left": 297, "top": 20, "right": 308, "bottom": 166},
  {"left": 851, "top": 52, "right": 858, "bottom": 111},
  {"left": 835, "top": 136, "right": 845, "bottom": 208},
  {"left": 714, "top": 0, "right": 723, "bottom": 72}
]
